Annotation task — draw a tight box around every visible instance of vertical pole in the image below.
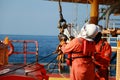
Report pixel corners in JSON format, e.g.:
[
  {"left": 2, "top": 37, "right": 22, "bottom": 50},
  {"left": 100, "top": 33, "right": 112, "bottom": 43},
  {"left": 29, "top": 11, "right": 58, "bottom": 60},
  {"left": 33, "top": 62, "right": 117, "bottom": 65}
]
[
  {"left": 24, "top": 41, "right": 27, "bottom": 64},
  {"left": 35, "top": 41, "right": 39, "bottom": 63},
  {"left": 116, "top": 40, "right": 120, "bottom": 80},
  {"left": 89, "top": 0, "right": 99, "bottom": 24}
]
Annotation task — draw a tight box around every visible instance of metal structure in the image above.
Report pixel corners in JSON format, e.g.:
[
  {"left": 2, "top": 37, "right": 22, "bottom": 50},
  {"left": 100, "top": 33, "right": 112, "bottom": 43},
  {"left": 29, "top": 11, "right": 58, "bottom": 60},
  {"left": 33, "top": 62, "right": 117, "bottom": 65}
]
[
  {"left": 49, "top": 0, "right": 120, "bottom": 80},
  {"left": 10, "top": 40, "right": 39, "bottom": 64}
]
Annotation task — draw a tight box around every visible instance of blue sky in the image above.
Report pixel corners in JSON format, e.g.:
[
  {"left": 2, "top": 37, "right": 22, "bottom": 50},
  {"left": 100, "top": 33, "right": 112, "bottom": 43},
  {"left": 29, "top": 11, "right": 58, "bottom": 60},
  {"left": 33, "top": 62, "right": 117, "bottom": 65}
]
[{"left": 0, "top": 0, "right": 90, "bottom": 36}]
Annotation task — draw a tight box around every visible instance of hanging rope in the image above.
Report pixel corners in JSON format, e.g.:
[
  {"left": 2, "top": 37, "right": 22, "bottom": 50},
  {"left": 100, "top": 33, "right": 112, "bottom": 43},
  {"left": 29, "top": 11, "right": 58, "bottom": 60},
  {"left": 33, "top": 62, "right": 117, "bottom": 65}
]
[
  {"left": 98, "top": 0, "right": 109, "bottom": 22},
  {"left": 85, "top": 0, "right": 90, "bottom": 23},
  {"left": 58, "top": 0, "right": 67, "bottom": 33},
  {"left": 72, "top": 3, "right": 78, "bottom": 28}
]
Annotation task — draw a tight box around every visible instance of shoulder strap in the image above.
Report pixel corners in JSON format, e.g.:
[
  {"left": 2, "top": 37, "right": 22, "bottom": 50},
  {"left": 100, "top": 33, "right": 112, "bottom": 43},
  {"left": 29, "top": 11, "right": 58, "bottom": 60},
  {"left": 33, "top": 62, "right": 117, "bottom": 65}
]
[{"left": 100, "top": 40, "right": 105, "bottom": 52}]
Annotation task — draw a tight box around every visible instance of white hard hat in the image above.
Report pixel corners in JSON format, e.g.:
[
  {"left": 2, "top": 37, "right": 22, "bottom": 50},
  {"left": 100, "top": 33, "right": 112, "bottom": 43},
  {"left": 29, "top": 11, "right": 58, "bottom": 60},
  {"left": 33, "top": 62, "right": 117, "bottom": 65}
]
[
  {"left": 85, "top": 24, "right": 99, "bottom": 38},
  {"left": 78, "top": 24, "right": 98, "bottom": 41},
  {"left": 97, "top": 25, "right": 103, "bottom": 32}
]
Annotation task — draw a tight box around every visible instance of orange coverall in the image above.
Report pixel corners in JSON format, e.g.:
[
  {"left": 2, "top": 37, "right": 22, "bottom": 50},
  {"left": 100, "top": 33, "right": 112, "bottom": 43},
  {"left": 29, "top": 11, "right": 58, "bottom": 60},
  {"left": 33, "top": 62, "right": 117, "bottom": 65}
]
[
  {"left": 94, "top": 39, "right": 112, "bottom": 80},
  {"left": 61, "top": 38, "right": 96, "bottom": 80}
]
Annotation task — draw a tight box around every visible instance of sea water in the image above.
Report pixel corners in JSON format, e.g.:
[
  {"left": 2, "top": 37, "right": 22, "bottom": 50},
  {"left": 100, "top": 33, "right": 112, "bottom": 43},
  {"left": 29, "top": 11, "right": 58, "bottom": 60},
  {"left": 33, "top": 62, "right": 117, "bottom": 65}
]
[
  {"left": 0, "top": 34, "right": 59, "bottom": 63},
  {"left": 0, "top": 34, "right": 116, "bottom": 76}
]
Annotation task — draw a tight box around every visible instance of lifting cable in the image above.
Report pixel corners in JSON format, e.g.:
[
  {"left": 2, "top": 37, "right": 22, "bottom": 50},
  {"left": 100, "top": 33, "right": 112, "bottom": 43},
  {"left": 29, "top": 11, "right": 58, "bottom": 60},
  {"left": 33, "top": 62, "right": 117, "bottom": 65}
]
[
  {"left": 25, "top": 55, "right": 58, "bottom": 75},
  {"left": 0, "top": 53, "right": 57, "bottom": 76},
  {"left": 47, "top": 60, "right": 58, "bottom": 73},
  {"left": 56, "top": 0, "right": 68, "bottom": 73},
  {"left": 73, "top": 3, "right": 78, "bottom": 27},
  {"left": 84, "top": 0, "right": 89, "bottom": 22},
  {"left": 99, "top": 0, "right": 109, "bottom": 21},
  {"left": 27, "top": 56, "right": 61, "bottom": 74},
  {"left": 58, "top": 0, "right": 67, "bottom": 32}
]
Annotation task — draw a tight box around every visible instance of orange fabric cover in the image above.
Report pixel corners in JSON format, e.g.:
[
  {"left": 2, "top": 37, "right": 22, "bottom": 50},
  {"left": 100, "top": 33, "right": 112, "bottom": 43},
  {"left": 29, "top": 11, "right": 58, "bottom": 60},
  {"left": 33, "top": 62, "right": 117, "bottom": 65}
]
[{"left": 0, "top": 42, "right": 8, "bottom": 66}]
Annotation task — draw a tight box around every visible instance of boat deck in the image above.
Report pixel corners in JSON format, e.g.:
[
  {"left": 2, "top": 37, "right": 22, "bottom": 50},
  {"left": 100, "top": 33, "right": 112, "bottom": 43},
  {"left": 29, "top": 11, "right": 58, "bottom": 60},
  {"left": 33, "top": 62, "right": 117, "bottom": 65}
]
[
  {"left": 0, "top": 64, "right": 116, "bottom": 80},
  {"left": 0, "top": 39, "right": 117, "bottom": 80}
]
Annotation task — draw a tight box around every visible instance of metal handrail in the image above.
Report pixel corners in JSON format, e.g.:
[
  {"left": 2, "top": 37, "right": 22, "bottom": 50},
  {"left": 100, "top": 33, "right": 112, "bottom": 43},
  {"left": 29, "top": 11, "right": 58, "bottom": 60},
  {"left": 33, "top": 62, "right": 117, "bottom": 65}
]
[{"left": 10, "top": 40, "right": 39, "bottom": 64}]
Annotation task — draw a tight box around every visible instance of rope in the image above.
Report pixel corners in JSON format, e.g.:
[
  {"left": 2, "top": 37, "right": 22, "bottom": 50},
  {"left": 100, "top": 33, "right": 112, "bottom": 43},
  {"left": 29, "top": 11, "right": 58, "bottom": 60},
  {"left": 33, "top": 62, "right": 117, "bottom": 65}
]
[
  {"left": 72, "top": 3, "right": 78, "bottom": 27},
  {"left": 0, "top": 53, "right": 56, "bottom": 76},
  {"left": 26, "top": 54, "right": 66, "bottom": 74},
  {"left": 47, "top": 60, "right": 58, "bottom": 73},
  {"left": 58, "top": 0, "right": 66, "bottom": 29},
  {"left": 25, "top": 55, "right": 58, "bottom": 74},
  {"left": 0, "top": 53, "right": 65, "bottom": 75}
]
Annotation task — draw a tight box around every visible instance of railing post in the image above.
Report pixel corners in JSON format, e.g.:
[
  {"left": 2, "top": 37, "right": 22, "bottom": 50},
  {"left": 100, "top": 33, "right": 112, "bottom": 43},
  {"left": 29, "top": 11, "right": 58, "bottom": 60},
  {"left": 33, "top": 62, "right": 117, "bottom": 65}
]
[
  {"left": 116, "top": 40, "right": 120, "bottom": 80},
  {"left": 23, "top": 40, "right": 27, "bottom": 64},
  {"left": 35, "top": 41, "right": 39, "bottom": 63}
]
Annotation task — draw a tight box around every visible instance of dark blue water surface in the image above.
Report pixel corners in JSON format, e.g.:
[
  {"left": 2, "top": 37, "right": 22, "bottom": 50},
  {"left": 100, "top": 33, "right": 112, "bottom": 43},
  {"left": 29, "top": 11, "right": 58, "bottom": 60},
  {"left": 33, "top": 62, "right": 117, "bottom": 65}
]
[
  {"left": 0, "top": 34, "right": 116, "bottom": 76},
  {"left": 0, "top": 34, "right": 59, "bottom": 63}
]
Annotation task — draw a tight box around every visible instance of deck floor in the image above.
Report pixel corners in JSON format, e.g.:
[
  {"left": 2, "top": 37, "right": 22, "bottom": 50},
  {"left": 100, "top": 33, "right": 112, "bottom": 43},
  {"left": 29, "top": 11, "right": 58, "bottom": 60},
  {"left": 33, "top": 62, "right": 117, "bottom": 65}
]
[{"left": 47, "top": 73, "right": 116, "bottom": 80}]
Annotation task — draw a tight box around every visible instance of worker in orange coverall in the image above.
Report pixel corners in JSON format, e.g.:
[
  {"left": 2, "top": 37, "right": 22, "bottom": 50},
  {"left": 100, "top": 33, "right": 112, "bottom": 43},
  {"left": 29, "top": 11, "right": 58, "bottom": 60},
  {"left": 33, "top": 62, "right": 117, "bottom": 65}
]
[
  {"left": 60, "top": 24, "right": 99, "bottom": 80},
  {"left": 94, "top": 26, "right": 112, "bottom": 80}
]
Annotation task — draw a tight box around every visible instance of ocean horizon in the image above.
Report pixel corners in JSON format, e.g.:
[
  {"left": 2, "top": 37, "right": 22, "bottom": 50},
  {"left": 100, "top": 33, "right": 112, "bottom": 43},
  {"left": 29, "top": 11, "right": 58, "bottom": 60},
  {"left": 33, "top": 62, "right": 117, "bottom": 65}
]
[{"left": 0, "top": 34, "right": 59, "bottom": 63}]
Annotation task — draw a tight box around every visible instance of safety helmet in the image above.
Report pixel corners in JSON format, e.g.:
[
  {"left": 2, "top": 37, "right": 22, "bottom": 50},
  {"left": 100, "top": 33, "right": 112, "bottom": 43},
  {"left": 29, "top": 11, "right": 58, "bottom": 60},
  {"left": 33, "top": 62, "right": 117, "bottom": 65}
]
[
  {"left": 78, "top": 24, "right": 98, "bottom": 41},
  {"left": 97, "top": 25, "right": 103, "bottom": 32},
  {"left": 85, "top": 24, "right": 99, "bottom": 38}
]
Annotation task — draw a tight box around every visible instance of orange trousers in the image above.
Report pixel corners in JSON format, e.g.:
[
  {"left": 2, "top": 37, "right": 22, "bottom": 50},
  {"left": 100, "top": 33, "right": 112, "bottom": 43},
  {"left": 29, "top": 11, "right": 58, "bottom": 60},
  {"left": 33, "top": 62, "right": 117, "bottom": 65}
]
[{"left": 70, "top": 58, "right": 95, "bottom": 80}]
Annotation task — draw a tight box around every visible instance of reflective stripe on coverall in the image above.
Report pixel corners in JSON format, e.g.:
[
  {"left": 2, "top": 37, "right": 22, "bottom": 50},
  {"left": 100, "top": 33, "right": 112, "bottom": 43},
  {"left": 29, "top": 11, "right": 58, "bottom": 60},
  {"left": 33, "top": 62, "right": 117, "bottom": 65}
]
[
  {"left": 95, "top": 39, "right": 112, "bottom": 80},
  {"left": 61, "top": 38, "right": 96, "bottom": 80}
]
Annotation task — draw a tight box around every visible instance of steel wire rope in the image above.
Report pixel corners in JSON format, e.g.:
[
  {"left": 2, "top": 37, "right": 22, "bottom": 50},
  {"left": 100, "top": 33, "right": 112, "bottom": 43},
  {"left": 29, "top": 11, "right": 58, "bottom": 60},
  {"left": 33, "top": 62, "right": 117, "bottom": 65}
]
[
  {"left": 72, "top": 2, "right": 78, "bottom": 28},
  {"left": 26, "top": 56, "right": 67, "bottom": 79},
  {"left": 25, "top": 53, "right": 67, "bottom": 74},
  {"left": 10, "top": 53, "right": 55, "bottom": 64},
  {"left": 48, "top": 54, "right": 69, "bottom": 74},
  {"left": 98, "top": 0, "right": 110, "bottom": 27},
  {"left": 58, "top": 0, "right": 67, "bottom": 30},
  {"left": 25, "top": 55, "right": 58, "bottom": 75},
  {"left": 0, "top": 53, "right": 56, "bottom": 76},
  {"left": 85, "top": 0, "right": 90, "bottom": 22},
  {"left": 9, "top": 55, "right": 36, "bottom": 61},
  {"left": 58, "top": 0, "right": 64, "bottom": 22},
  {"left": 25, "top": 55, "right": 67, "bottom": 77},
  {"left": 48, "top": 61, "right": 68, "bottom": 78},
  {"left": 45, "top": 59, "right": 58, "bottom": 73}
]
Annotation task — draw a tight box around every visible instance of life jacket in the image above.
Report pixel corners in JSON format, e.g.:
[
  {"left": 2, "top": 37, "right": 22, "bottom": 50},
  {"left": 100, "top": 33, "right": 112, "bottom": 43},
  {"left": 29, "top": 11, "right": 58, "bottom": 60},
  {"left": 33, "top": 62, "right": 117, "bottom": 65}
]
[
  {"left": 82, "top": 38, "right": 96, "bottom": 56},
  {"left": 66, "top": 38, "right": 96, "bottom": 66},
  {"left": 95, "top": 39, "right": 112, "bottom": 68}
]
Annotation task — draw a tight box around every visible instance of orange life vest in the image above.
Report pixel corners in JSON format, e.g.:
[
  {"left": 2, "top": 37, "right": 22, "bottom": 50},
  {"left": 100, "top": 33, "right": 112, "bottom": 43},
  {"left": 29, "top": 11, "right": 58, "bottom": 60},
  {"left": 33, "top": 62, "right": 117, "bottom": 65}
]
[{"left": 66, "top": 38, "right": 95, "bottom": 66}]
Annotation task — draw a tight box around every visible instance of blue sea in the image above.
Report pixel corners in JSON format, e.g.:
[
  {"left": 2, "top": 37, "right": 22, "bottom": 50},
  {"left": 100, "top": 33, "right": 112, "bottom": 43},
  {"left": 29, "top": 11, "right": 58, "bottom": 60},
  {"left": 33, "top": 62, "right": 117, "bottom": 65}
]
[
  {"left": 0, "top": 34, "right": 59, "bottom": 63},
  {"left": 0, "top": 34, "right": 116, "bottom": 76}
]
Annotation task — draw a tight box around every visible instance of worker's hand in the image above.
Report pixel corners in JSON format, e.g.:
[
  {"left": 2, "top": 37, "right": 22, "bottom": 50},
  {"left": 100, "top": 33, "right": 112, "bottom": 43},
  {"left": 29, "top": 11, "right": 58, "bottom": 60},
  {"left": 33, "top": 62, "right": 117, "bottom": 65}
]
[{"left": 60, "top": 40, "right": 66, "bottom": 46}]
